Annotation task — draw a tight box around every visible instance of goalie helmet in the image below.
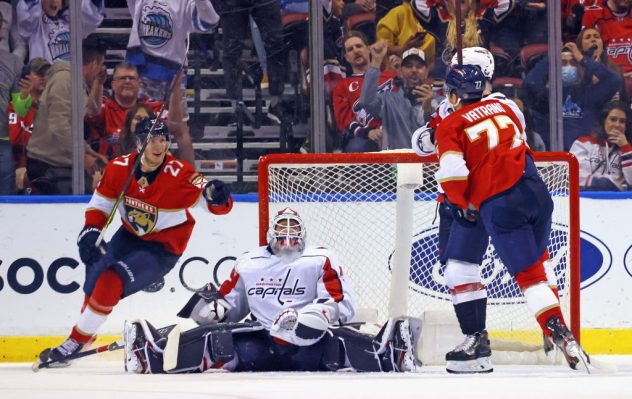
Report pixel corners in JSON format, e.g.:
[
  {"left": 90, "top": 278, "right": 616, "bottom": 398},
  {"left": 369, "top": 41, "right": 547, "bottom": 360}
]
[
  {"left": 134, "top": 116, "right": 171, "bottom": 152},
  {"left": 450, "top": 47, "right": 495, "bottom": 80},
  {"left": 267, "top": 207, "right": 306, "bottom": 258},
  {"left": 444, "top": 65, "right": 486, "bottom": 101}
]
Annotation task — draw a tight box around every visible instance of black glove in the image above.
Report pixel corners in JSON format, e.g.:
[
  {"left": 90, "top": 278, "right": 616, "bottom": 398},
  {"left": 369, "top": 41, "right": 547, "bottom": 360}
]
[
  {"left": 204, "top": 179, "right": 231, "bottom": 206},
  {"left": 443, "top": 197, "right": 479, "bottom": 227},
  {"left": 77, "top": 226, "right": 107, "bottom": 266}
]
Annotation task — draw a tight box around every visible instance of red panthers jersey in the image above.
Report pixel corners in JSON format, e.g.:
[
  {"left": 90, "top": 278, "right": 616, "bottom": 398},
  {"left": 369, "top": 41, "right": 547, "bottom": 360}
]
[
  {"left": 8, "top": 103, "right": 36, "bottom": 168},
  {"left": 86, "top": 96, "right": 164, "bottom": 158},
  {"left": 435, "top": 98, "right": 529, "bottom": 210},
  {"left": 85, "top": 152, "right": 232, "bottom": 255},
  {"left": 332, "top": 70, "right": 397, "bottom": 136},
  {"left": 583, "top": 1, "right": 632, "bottom": 73}
]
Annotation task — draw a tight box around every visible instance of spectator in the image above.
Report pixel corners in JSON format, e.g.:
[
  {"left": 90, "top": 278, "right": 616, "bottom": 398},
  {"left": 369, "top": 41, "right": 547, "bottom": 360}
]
[
  {"left": 8, "top": 57, "right": 51, "bottom": 193},
  {"left": 358, "top": 41, "right": 431, "bottom": 149},
  {"left": 333, "top": 30, "right": 397, "bottom": 152},
  {"left": 376, "top": 0, "right": 403, "bottom": 22},
  {"left": 16, "top": 0, "right": 104, "bottom": 62},
  {"left": 25, "top": 36, "right": 105, "bottom": 195},
  {"left": 570, "top": 101, "right": 632, "bottom": 190},
  {"left": 582, "top": 0, "right": 632, "bottom": 84},
  {"left": 376, "top": 0, "right": 436, "bottom": 67},
  {"left": 411, "top": 0, "right": 514, "bottom": 78},
  {"left": 576, "top": 26, "right": 628, "bottom": 102},
  {"left": 215, "top": 0, "right": 286, "bottom": 123},
  {"left": 523, "top": 43, "right": 623, "bottom": 150},
  {"left": 0, "top": 12, "right": 23, "bottom": 195},
  {"left": 86, "top": 63, "right": 163, "bottom": 159},
  {"left": 117, "top": 103, "right": 156, "bottom": 156},
  {"left": 126, "top": 0, "right": 218, "bottom": 165},
  {"left": 0, "top": 0, "right": 27, "bottom": 62}
]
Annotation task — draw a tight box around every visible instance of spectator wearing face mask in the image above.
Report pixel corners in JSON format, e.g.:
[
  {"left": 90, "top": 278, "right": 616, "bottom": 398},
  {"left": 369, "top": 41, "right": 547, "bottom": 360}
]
[{"left": 523, "top": 41, "right": 623, "bottom": 150}]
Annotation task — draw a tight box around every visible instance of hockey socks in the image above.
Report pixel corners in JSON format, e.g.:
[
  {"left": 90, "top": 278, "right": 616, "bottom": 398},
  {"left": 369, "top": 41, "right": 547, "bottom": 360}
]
[
  {"left": 453, "top": 297, "right": 487, "bottom": 335},
  {"left": 71, "top": 270, "right": 123, "bottom": 344}
]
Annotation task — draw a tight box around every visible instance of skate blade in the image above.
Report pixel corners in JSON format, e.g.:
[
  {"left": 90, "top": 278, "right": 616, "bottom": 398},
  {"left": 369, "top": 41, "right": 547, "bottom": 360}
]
[{"left": 446, "top": 357, "right": 493, "bottom": 374}]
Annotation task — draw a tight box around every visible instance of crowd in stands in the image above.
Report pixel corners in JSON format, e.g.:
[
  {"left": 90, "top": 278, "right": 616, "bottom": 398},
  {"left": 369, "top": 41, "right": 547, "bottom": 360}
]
[{"left": 1, "top": 0, "right": 632, "bottom": 194}]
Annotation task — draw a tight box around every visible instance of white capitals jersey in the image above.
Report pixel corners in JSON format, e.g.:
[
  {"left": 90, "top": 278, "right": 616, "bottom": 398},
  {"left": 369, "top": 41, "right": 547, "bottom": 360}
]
[
  {"left": 16, "top": 0, "right": 104, "bottom": 62},
  {"left": 218, "top": 245, "right": 357, "bottom": 329}
]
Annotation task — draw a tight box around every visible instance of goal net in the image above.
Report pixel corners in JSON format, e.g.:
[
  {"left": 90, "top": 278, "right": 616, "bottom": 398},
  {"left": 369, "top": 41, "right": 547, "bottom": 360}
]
[{"left": 258, "top": 151, "right": 580, "bottom": 363}]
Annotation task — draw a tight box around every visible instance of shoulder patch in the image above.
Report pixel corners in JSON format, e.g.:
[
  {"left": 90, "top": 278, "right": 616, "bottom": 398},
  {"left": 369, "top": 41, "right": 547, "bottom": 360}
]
[{"left": 189, "top": 172, "right": 208, "bottom": 189}]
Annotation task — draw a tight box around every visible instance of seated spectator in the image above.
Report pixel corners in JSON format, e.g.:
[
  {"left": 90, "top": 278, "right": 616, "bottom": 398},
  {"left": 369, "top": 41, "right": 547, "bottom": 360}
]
[
  {"left": 26, "top": 36, "right": 105, "bottom": 195},
  {"left": 8, "top": 57, "right": 50, "bottom": 193},
  {"left": 576, "top": 26, "right": 628, "bottom": 102},
  {"left": 377, "top": 0, "right": 403, "bottom": 22},
  {"left": 582, "top": 0, "right": 632, "bottom": 84},
  {"left": 570, "top": 101, "right": 632, "bottom": 191},
  {"left": 523, "top": 43, "right": 623, "bottom": 150},
  {"left": 358, "top": 41, "right": 431, "bottom": 149},
  {"left": 0, "top": 12, "right": 23, "bottom": 195},
  {"left": 376, "top": 0, "right": 436, "bottom": 67},
  {"left": 126, "top": 0, "right": 217, "bottom": 165},
  {"left": 16, "top": 0, "right": 104, "bottom": 62},
  {"left": 0, "top": 0, "right": 27, "bottom": 62},
  {"left": 411, "top": 0, "right": 514, "bottom": 77},
  {"left": 332, "top": 30, "right": 397, "bottom": 152}
]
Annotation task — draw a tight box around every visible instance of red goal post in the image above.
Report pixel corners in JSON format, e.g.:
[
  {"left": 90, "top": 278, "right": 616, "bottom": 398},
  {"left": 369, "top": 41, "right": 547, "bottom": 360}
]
[{"left": 258, "top": 151, "right": 580, "bottom": 350}]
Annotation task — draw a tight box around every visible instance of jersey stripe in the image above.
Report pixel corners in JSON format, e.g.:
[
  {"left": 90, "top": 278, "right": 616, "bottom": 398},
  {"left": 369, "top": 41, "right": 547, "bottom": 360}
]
[{"left": 322, "top": 258, "right": 344, "bottom": 302}]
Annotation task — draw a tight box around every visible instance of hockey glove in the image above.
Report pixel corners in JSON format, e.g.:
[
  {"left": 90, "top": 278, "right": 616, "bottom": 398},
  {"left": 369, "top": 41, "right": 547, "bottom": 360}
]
[
  {"left": 443, "top": 197, "right": 478, "bottom": 227},
  {"left": 177, "top": 283, "right": 232, "bottom": 325},
  {"left": 270, "top": 300, "right": 339, "bottom": 346},
  {"left": 77, "top": 226, "right": 107, "bottom": 266},
  {"left": 411, "top": 124, "right": 436, "bottom": 157},
  {"left": 204, "top": 179, "right": 231, "bottom": 206}
]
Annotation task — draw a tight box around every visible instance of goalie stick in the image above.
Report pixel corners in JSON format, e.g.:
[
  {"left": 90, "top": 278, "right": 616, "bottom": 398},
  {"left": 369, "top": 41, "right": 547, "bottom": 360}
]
[{"left": 31, "top": 324, "right": 178, "bottom": 372}]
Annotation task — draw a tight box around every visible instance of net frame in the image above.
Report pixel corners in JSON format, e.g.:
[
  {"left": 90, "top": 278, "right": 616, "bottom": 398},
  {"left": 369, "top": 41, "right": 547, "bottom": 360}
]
[{"left": 258, "top": 151, "right": 580, "bottom": 343}]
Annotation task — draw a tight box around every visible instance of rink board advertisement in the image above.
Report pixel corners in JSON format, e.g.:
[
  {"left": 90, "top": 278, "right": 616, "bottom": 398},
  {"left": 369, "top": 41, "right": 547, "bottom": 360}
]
[{"left": 1, "top": 195, "right": 632, "bottom": 360}]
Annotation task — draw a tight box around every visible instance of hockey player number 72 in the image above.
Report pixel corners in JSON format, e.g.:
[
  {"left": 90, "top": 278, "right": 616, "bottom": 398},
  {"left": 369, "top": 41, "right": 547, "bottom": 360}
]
[{"left": 464, "top": 115, "right": 524, "bottom": 150}]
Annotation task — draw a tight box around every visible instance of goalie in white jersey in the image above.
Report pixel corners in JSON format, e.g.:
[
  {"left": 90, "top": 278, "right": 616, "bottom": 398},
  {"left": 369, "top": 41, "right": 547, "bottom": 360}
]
[{"left": 123, "top": 208, "right": 421, "bottom": 373}]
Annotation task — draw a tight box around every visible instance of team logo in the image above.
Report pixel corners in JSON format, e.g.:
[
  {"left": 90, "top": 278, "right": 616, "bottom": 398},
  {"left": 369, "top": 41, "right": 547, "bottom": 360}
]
[
  {"left": 247, "top": 268, "right": 306, "bottom": 305},
  {"left": 139, "top": 2, "right": 173, "bottom": 48},
  {"left": 624, "top": 244, "right": 632, "bottom": 279},
  {"left": 389, "top": 223, "right": 606, "bottom": 303},
  {"left": 48, "top": 25, "right": 70, "bottom": 61},
  {"left": 124, "top": 197, "right": 158, "bottom": 236}
]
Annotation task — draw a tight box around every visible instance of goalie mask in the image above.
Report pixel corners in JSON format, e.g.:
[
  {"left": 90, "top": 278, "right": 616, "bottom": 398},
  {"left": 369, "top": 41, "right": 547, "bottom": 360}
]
[
  {"left": 267, "top": 208, "right": 306, "bottom": 259},
  {"left": 134, "top": 116, "right": 171, "bottom": 153}
]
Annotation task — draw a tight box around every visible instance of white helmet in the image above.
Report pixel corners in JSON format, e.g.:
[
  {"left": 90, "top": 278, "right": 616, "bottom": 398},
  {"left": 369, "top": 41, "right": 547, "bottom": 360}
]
[
  {"left": 450, "top": 47, "right": 495, "bottom": 80},
  {"left": 267, "top": 207, "right": 306, "bottom": 257}
]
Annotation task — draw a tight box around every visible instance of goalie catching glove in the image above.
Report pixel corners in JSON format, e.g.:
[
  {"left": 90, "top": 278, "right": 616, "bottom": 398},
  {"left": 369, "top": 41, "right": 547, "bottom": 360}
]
[
  {"left": 77, "top": 226, "right": 107, "bottom": 266},
  {"left": 203, "top": 179, "right": 231, "bottom": 206},
  {"left": 177, "top": 283, "right": 232, "bottom": 325},
  {"left": 270, "top": 299, "right": 339, "bottom": 346}
]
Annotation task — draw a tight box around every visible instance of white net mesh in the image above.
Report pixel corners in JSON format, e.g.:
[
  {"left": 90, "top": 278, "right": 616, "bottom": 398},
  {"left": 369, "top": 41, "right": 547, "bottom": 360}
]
[{"left": 261, "top": 153, "right": 577, "bottom": 349}]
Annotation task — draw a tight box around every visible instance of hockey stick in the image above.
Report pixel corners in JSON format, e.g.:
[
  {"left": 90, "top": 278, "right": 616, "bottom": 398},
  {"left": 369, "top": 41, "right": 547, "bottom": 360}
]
[
  {"left": 454, "top": 0, "right": 463, "bottom": 65},
  {"left": 32, "top": 324, "right": 178, "bottom": 372},
  {"left": 95, "top": 36, "right": 191, "bottom": 248}
]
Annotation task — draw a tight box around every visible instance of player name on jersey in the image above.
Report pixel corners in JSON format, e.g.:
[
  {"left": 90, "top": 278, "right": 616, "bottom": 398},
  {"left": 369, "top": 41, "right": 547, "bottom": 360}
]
[{"left": 461, "top": 103, "right": 506, "bottom": 123}]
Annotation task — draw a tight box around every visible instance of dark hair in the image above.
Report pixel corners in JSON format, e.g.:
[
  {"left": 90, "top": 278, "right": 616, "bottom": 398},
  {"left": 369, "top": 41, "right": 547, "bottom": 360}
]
[
  {"left": 343, "top": 30, "right": 369, "bottom": 51},
  {"left": 598, "top": 101, "right": 632, "bottom": 141},
  {"left": 120, "top": 103, "right": 155, "bottom": 154},
  {"left": 82, "top": 34, "right": 106, "bottom": 66}
]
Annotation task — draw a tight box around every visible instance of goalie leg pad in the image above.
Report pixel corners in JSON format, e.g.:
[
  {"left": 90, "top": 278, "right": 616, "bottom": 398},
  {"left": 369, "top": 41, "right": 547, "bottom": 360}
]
[{"left": 124, "top": 319, "right": 166, "bottom": 374}]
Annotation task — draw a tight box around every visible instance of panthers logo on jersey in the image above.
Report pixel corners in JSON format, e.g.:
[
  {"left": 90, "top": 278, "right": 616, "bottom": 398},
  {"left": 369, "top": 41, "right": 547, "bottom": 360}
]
[
  {"left": 139, "top": 1, "right": 174, "bottom": 48},
  {"left": 124, "top": 196, "right": 158, "bottom": 236}
]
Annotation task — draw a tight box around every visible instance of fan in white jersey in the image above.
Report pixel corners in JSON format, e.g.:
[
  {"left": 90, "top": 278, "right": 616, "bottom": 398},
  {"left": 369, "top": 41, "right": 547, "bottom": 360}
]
[{"left": 123, "top": 208, "right": 422, "bottom": 374}]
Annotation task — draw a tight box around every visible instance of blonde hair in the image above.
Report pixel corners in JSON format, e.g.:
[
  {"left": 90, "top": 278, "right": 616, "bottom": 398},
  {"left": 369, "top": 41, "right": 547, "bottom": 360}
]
[{"left": 445, "top": 1, "right": 482, "bottom": 49}]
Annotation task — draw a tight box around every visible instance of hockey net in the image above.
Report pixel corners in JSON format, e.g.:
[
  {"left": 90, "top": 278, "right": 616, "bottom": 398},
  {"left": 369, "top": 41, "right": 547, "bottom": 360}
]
[{"left": 258, "top": 151, "right": 580, "bottom": 363}]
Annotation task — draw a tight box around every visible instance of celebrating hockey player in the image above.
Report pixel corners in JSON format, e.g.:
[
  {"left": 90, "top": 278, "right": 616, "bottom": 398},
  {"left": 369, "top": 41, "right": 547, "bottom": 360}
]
[
  {"left": 123, "top": 208, "right": 421, "bottom": 373},
  {"left": 36, "top": 117, "right": 233, "bottom": 368},
  {"left": 434, "top": 64, "right": 590, "bottom": 373}
]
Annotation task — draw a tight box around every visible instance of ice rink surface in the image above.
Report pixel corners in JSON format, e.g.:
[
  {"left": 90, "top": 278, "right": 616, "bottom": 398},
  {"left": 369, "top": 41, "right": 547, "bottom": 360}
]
[{"left": 1, "top": 356, "right": 631, "bottom": 399}]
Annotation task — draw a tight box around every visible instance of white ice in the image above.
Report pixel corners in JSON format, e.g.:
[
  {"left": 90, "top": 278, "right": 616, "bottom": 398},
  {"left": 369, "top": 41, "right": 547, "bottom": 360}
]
[{"left": 1, "top": 356, "right": 631, "bottom": 399}]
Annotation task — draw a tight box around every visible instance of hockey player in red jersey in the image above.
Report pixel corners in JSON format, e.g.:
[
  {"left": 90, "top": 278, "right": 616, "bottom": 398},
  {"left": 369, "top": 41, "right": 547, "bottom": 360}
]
[
  {"left": 36, "top": 117, "right": 233, "bottom": 368},
  {"left": 122, "top": 209, "right": 421, "bottom": 373},
  {"left": 435, "top": 64, "right": 590, "bottom": 373}
]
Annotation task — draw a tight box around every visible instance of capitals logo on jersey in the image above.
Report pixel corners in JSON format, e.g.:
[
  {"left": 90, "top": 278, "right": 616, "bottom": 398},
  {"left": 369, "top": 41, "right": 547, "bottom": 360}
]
[
  {"left": 606, "top": 38, "right": 632, "bottom": 66},
  {"left": 351, "top": 79, "right": 394, "bottom": 125},
  {"left": 47, "top": 24, "right": 70, "bottom": 61},
  {"left": 124, "top": 196, "right": 158, "bottom": 236},
  {"left": 247, "top": 269, "right": 307, "bottom": 305},
  {"left": 139, "top": 2, "right": 174, "bottom": 48}
]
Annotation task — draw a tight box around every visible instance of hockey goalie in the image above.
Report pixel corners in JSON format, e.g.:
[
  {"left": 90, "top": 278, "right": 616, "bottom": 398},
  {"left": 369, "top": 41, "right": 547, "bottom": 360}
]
[{"left": 123, "top": 208, "right": 422, "bottom": 373}]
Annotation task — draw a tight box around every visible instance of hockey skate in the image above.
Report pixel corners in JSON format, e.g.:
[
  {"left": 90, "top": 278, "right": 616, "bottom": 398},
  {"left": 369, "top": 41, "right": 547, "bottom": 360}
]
[
  {"left": 545, "top": 316, "right": 590, "bottom": 372},
  {"left": 391, "top": 319, "right": 422, "bottom": 372},
  {"left": 445, "top": 330, "right": 493, "bottom": 374},
  {"left": 124, "top": 319, "right": 164, "bottom": 374},
  {"left": 37, "top": 338, "right": 85, "bottom": 368}
]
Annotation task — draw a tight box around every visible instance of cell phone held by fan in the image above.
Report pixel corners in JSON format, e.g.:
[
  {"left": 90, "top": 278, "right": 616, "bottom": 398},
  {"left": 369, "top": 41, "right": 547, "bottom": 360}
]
[{"left": 20, "top": 65, "right": 31, "bottom": 80}]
